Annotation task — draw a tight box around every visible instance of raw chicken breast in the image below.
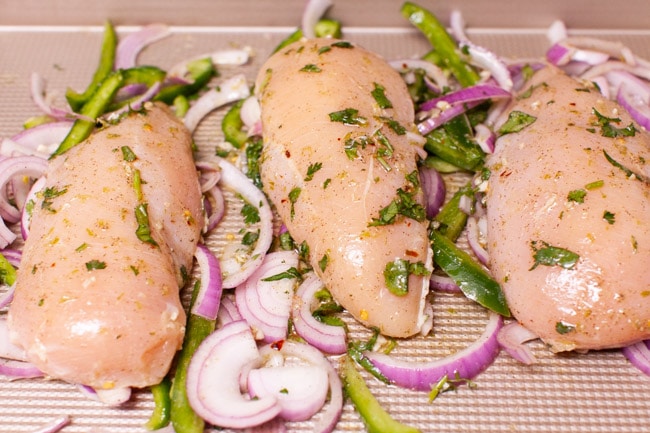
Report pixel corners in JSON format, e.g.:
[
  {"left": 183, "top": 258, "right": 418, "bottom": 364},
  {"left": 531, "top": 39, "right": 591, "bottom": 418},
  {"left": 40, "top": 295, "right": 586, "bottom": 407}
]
[
  {"left": 255, "top": 39, "right": 431, "bottom": 338},
  {"left": 486, "top": 66, "right": 650, "bottom": 351},
  {"left": 8, "top": 103, "right": 203, "bottom": 389}
]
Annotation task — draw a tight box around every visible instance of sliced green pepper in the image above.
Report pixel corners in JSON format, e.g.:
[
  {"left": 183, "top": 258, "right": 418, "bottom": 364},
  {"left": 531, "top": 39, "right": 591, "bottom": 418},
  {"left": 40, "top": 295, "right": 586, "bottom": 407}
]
[
  {"left": 170, "top": 281, "right": 217, "bottom": 433},
  {"left": 273, "top": 18, "right": 343, "bottom": 53},
  {"left": 222, "top": 99, "right": 248, "bottom": 148},
  {"left": 66, "top": 20, "right": 117, "bottom": 112},
  {"left": 424, "top": 114, "right": 485, "bottom": 171},
  {"left": 420, "top": 155, "right": 464, "bottom": 174},
  {"left": 154, "top": 57, "right": 216, "bottom": 104},
  {"left": 52, "top": 70, "right": 125, "bottom": 157},
  {"left": 433, "top": 183, "right": 473, "bottom": 242},
  {"left": 106, "top": 66, "right": 167, "bottom": 112},
  {"left": 342, "top": 355, "right": 421, "bottom": 433},
  {"left": 145, "top": 377, "right": 171, "bottom": 430},
  {"left": 0, "top": 252, "right": 17, "bottom": 286},
  {"left": 430, "top": 229, "right": 510, "bottom": 317},
  {"left": 401, "top": 2, "right": 479, "bottom": 87}
]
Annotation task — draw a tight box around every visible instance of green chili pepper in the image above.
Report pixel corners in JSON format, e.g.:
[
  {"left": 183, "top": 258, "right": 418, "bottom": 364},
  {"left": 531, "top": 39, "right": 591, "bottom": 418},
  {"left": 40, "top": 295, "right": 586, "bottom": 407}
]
[
  {"left": 106, "top": 66, "right": 167, "bottom": 112},
  {"left": 342, "top": 355, "right": 422, "bottom": 433},
  {"left": 433, "top": 183, "right": 473, "bottom": 242},
  {"left": 52, "top": 70, "right": 125, "bottom": 157},
  {"left": 145, "top": 377, "right": 171, "bottom": 430},
  {"left": 66, "top": 21, "right": 117, "bottom": 112},
  {"left": 173, "top": 95, "right": 190, "bottom": 118},
  {"left": 420, "top": 155, "right": 464, "bottom": 174},
  {"left": 430, "top": 229, "right": 510, "bottom": 317},
  {"left": 154, "top": 57, "right": 216, "bottom": 104},
  {"left": 424, "top": 114, "right": 485, "bottom": 171},
  {"left": 273, "top": 19, "right": 343, "bottom": 53},
  {"left": 401, "top": 2, "right": 479, "bottom": 87},
  {"left": 170, "top": 281, "right": 217, "bottom": 433},
  {"left": 0, "top": 252, "right": 17, "bottom": 286},
  {"left": 222, "top": 99, "right": 248, "bottom": 148}
]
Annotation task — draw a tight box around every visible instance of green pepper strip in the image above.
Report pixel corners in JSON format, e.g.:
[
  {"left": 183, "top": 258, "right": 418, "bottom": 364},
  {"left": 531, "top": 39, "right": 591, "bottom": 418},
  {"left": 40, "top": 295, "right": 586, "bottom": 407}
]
[
  {"left": 52, "top": 70, "right": 125, "bottom": 157},
  {"left": 430, "top": 229, "right": 510, "bottom": 317},
  {"left": 154, "top": 57, "right": 216, "bottom": 104},
  {"left": 222, "top": 99, "right": 248, "bottom": 148},
  {"left": 170, "top": 281, "right": 217, "bottom": 433},
  {"left": 342, "top": 355, "right": 422, "bottom": 433},
  {"left": 272, "top": 18, "right": 343, "bottom": 53},
  {"left": 424, "top": 114, "right": 485, "bottom": 171},
  {"left": 433, "top": 183, "right": 473, "bottom": 242},
  {"left": 66, "top": 21, "right": 117, "bottom": 112},
  {"left": 145, "top": 377, "right": 171, "bottom": 430},
  {"left": 0, "top": 252, "right": 16, "bottom": 286},
  {"left": 401, "top": 2, "right": 479, "bottom": 87},
  {"left": 106, "top": 66, "right": 167, "bottom": 112}
]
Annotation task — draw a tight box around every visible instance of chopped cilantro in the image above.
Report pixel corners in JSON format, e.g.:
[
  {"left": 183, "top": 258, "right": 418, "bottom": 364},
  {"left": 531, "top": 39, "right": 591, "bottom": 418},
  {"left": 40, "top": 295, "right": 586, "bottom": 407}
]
[
  {"left": 241, "top": 202, "right": 261, "bottom": 225},
  {"left": 555, "top": 321, "right": 576, "bottom": 334},
  {"left": 241, "top": 230, "right": 259, "bottom": 246},
  {"left": 41, "top": 185, "right": 68, "bottom": 213},
  {"left": 383, "top": 259, "right": 428, "bottom": 296},
  {"left": 329, "top": 108, "right": 367, "bottom": 126},
  {"left": 603, "top": 211, "right": 615, "bottom": 224},
  {"left": 567, "top": 189, "right": 587, "bottom": 203},
  {"left": 262, "top": 266, "right": 301, "bottom": 281},
  {"left": 331, "top": 41, "right": 353, "bottom": 49},
  {"left": 288, "top": 187, "right": 301, "bottom": 220},
  {"left": 530, "top": 240, "right": 579, "bottom": 270},
  {"left": 591, "top": 108, "right": 637, "bottom": 138},
  {"left": 300, "top": 64, "right": 321, "bottom": 73},
  {"left": 121, "top": 145, "right": 137, "bottom": 161},
  {"left": 371, "top": 83, "right": 393, "bottom": 109},
  {"left": 85, "top": 260, "right": 107, "bottom": 271},
  {"left": 304, "top": 162, "right": 323, "bottom": 181},
  {"left": 497, "top": 110, "right": 536, "bottom": 136},
  {"left": 318, "top": 253, "right": 329, "bottom": 272},
  {"left": 134, "top": 202, "right": 158, "bottom": 246},
  {"left": 603, "top": 149, "right": 647, "bottom": 182}
]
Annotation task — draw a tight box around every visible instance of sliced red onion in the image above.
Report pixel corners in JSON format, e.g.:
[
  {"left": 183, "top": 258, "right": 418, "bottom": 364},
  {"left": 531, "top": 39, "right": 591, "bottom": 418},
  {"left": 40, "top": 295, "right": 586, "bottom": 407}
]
[
  {"left": 195, "top": 159, "right": 221, "bottom": 193},
  {"left": 0, "top": 155, "right": 48, "bottom": 224},
  {"left": 2, "top": 121, "right": 72, "bottom": 158},
  {"left": 430, "top": 273, "right": 461, "bottom": 293},
  {"left": 167, "top": 49, "right": 251, "bottom": 78},
  {"left": 94, "top": 387, "right": 132, "bottom": 406},
  {"left": 235, "top": 251, "right": 299, "bottom": 343},
  {"left": 0, "top": 358, "right": 44, "bottom": 379},
  {"left": 183, "top": 74, "right": 250, "bottom": 133},
  {"left": 301, "top": 0, "right": 333, "bottom": 39},
  {"left": 240, "top": 96, "right": 262, "bottom": 134},
  {"left": 292, "top": 272, "right": 347, "bottom": 355},
  {"left": 364, "top": 312, "right": 502, "bottom": 391},
  {"left": 417, "top": 100, "right": 482, "bottom": 135},
  {"left": 460, "top": 41, "right": 514, "bottom": 91},
  {"left": 419, "top": 165, "right": 446, "bottom": 219},
  {"left": 563, "top": 36, "right": 635, "bottom": 65},
  {"left": 20, "top": 176, "right": 46, "bottom": 240},
  {"left": 474, "top": 123, "right": 495, "bottom": 154},
  {"left": 0, "top": 221, "right": 16, "bottom": 250},
  {"left": 186, "top": 320, "right": 281, "bottom": 429},
  {"left": 114, "top": 23, "right": 170, "bottom": 70},
  {"left": 191, "top": 244, "right": 223, "bottom": 321},
  {"left": 217, "top": 296, "right": 242, "bottom": 326},
  {"left": 106, "top": 81, "right": 162, "bottom": 117},
  {"left": 419, "top": 84, "right": 511, "bottom": 113},
  {"left": 420, "top": 299, "right": 434, "bottom": 336},
  {"left": 449, "top": 9, "right": 468, "bottom": 42},
  {"left": 546, "top": 20, "right": 568, "bottom": 45},
  {"left": 622, "top": 340, "right": 650, "bottom": 377},
  {"left": 546, "top": 42, "right": 574, "bottom": 66},
  {"left": 217, "top": 157, "right": 274, "bottom": 289},
  {"left": 497, "top": 322, "right": 539, "bottom": 365},
  {"left": 259, "top": 341, "right": 343, "bottom": 433},
  {"left": 0, "top": 283, "right": 15, "bottom": 310},
  {"left": 203, "top": 185, "right": 226, "bottom": 234},
  {"left": 617, "top": 80, "right": 650, "bottom": 131},
  {"left": 30, "top": 416, "right": 71, "bottom": 433},
  {"left": 0, "top": 248, "right": 21, "bottom": 267},
  {"left": 30, "top": 73, "right": 77, "bottom": 121},
  {"left": 390, "top": 59, "right": 449, "bottom": 89},
  {"left": 248, "top": 365, "right": 329, "bottom": 421},
  {"left": 466, "top": 216, "right": 489, "bottom": 266}
]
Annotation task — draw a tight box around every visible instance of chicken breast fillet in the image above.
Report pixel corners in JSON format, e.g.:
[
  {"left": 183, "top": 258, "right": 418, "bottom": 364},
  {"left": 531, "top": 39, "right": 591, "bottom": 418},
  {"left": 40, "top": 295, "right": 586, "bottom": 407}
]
[
  {"left": 255, "top": 38, "right": 431, "bottom": 338},
  {"left": 486, "top": 66, "right": 650, "bottom": 351},
  {"left": 8, "top": 103, "right": 203, "bottom": 389}
]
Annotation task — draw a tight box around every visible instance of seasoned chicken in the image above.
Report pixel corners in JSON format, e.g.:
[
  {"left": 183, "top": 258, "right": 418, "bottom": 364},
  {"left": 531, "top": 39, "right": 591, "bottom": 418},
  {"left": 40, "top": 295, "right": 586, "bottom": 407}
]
[
  {"left": 255, "top": 38, "right": 431, "bottom": 338},
  {"left": 8, "top": 103, "right": 203, "bottom": 389},
  {"left": 486, "top": 66, "right": 650, "bottom": 351}
]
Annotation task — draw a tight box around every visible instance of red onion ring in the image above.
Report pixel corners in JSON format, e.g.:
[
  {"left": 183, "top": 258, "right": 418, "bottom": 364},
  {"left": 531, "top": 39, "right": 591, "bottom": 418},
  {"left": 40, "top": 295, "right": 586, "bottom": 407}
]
[
  {"left": 2, "top": 121, "right": 72, "bottom": 158},
  {"left": 417, "top": 100, "right": 482, "bottom": 135},
  {"left": 622, "top": 340, "right": 650, "bottom": 377},
  {"left": 0, "top": 317, "right": 26, "bottom": 360},
  {"left": 419, "top": 84, "right": 511, "bottom": 113},
  {"left": 203, "top": 185, "right": 226, "bottom": 233},
  {"left": 235, "top": 251, "right": 299, "bottom": 343},
  {"left": 94, "top": 387, "right": 132, "bottom": 406},
  {"left": 114, "top": 23, "right": 170, "bottom": 70},
  {"left": 617, "top": 80, "right": 650, "bottom": 131},
  {"left": 248, "top": 364, "right": 329, "bottom": 421},
  {"left": 429, "top": 273, "right": 461, "bottom": 293},
  {"left": 497, "top": 322, "right": 539, "bottom": 365},
  {"left": 30, "top": 73, "right": 79, "bottom": 121},
  {"left": 217, "top": 157, "right": 274, "bottom": 289},
  {"left": 419, "top": 165, "right": 446, "bottom": 219},
  {"left": 292, "top": 272, "right": 347, "bottom": 355},
  {"left": 0, "top": 248, "right": 21, "bottom": 267},
  {"left": 0, "top": 358, "right": 44, "bottom": 379},
  {"left": 390, "top": 59, "right": 449, "bottom": 89},
  {"left": 196, "top": 159, "right": 221, "bottom": 193},
  {"left": 259, "top": 341, "right": 343, "bottom": 433},
  {"left": 466, "top": 216, "right": 489, "bottom": 266},
  {"left": 185, "top": 320, "right": 282, "bottom": 429},
  {"left": 363, "top": 312, "right": 502, "bottom": 391},
  {"left": 191, "top": 244, "right": 223, "bottom": 321},
  {"left": 30, "top": 416, "right": 71, "bottom": 433},
  {"left": 217, "top": 296, "right": 242, "bottom": 326},
  {"left": 0, "top": 156, "right": 48, "bottom": 226},
  {"left": 183, "top": 74, "right": 250, "bottom": 133}
]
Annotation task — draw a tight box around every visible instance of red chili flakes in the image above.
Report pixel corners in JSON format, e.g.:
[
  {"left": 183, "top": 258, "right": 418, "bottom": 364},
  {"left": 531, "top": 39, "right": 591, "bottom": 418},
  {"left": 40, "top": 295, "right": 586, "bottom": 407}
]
[
  {"left": 271, "top": 340, "right": 285, "bottom": 350},
  {"left": 285, "top": 150, "right": 291, "bottom": 158},
  {"left": 405, "top": 249, "right": 419, "bottom": 258}
]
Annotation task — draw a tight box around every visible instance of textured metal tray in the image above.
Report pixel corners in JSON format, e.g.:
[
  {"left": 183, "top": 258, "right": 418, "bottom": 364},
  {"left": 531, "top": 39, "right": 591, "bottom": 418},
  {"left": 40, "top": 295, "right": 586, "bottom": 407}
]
[{"left": 1, "top": 21, "right": 650, "bottom": 433}]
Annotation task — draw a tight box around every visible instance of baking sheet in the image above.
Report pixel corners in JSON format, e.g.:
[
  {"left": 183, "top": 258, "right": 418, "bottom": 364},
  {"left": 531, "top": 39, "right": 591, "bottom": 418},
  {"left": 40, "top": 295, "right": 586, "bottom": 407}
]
[{"left": 1, "top": 20, "right": 650, "bottom": 433}]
